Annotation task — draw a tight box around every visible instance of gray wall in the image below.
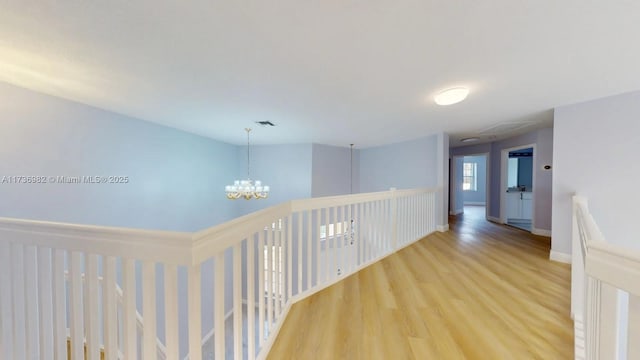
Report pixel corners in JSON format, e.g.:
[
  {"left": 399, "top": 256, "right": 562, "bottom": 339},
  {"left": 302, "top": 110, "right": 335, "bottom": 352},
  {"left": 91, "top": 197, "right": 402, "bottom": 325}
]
[
  {"left": 234, "top": 143, "right": 313, "bottom": 216},
  {"left": 311, "top": 143, "right": 359, "bottom": 197},
  {"left": 553, "top": 90, "right": 640, "bottom": 255},
  {"left": 463, "top": 155, "right": 487, "bottom": 204},
  {"left": 359, "top": 134, "right": 439, "bottom": 192}
]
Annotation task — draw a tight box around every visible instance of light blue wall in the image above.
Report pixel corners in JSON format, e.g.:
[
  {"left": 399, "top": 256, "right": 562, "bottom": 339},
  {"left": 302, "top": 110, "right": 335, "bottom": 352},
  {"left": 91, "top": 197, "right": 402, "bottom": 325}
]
[
  {"left": 311, "top": 143, "right": 359, "bottom": 197},
  {"left": 0, "top": 81, "right": 238, "bottom": 230},
  {"left": 359, "top": 134, "right": 439, "bottom": 192},
  {"left": 463, "top": 155, "right": 487, "bottom": 204}
]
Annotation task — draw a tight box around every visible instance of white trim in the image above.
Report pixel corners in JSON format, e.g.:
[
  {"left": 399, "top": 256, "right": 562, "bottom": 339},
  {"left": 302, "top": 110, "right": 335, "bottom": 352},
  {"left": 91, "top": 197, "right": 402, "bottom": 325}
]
[
  {"left": 463, "top": 201, "right": 486, "bottom": 206},
  {"left": 449, "top": 209, "right": 463, "bottom": 215},
  {"left": 574, "top": 315, "right": 586, "bottom": 360},
  {"left": 437, "top": 224, "right": 449, "bottom": 232},
  {"left": 0, "top": 217, "right": 192, "bottom": 265},
  {"left": 532, "top": 228, "right": 552, "bottom": 237},
  {"left": 487, "top": 216, "right": 502, "bottom": 223},
  {"left": 549, "top": 250, "right": 572, "bottom": 264}
]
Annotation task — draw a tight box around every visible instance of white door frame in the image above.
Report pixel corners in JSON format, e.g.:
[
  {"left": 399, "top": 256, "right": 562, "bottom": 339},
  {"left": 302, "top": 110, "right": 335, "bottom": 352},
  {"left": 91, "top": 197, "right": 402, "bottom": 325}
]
[
  {"left": 450, "top": 153, "right": 490, "bottom": 219},
  {"left": 500, "top": 144, "right": 536, "bottom": 228}
]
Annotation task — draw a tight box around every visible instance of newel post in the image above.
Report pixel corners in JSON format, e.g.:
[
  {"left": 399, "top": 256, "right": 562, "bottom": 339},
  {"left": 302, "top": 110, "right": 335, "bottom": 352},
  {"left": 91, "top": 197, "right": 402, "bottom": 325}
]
[{"left": 390, "top": 187, "right": 398, "bottom": 250}]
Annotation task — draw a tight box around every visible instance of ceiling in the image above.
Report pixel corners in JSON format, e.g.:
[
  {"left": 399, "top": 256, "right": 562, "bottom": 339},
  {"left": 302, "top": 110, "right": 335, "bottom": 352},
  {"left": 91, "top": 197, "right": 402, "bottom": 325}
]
[{"left": 1, "top": 1, "right": 639, "bottom": 148}]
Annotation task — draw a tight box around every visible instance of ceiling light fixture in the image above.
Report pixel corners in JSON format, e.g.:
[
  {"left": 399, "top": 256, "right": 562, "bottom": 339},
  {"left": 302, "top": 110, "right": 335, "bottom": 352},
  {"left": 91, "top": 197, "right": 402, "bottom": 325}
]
[
  {"left": 225, "top": 128, "right": 270, "bottom": 200},
  {"left": 434, "top": 87, "right": 470, "bottom": 106}
]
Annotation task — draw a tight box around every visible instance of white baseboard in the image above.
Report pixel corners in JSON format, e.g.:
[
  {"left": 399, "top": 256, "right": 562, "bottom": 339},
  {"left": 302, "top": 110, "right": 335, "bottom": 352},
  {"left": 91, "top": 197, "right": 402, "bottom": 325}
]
[
  {"left": 437, "top": 224, "right": 449, "bottom": 232},
  {"left": 449, "top": 209, "right": 463, "bottom": 215},
  {"left": 463, "top": 201, "right": 486, "bottom": 206},
  {"left": 549, "top": 250, "right": 572, "bottom": 264},
  {"left": 532, "top": 228, "right": 552, "bottom": 237},
  {"left": 487, "top": 216, "right": 502, "bottom": 224}
]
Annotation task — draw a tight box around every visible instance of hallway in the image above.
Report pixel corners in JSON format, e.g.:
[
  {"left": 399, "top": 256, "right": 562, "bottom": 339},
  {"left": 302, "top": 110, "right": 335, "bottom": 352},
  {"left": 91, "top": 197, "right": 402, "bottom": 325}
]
[{"left": 268, "top": 208, "right": 573, "bottom": 359}]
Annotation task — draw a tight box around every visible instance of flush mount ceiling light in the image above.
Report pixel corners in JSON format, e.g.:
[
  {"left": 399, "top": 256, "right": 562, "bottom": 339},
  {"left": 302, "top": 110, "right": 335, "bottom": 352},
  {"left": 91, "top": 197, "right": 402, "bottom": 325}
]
[{"left": 434, "top": 87, "right": 470, "bottom": 106}]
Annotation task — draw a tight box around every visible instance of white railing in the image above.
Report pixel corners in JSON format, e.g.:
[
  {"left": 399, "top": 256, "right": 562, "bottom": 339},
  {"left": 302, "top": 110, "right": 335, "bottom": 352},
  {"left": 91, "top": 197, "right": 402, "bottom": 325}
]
[
  {"left": 572, "top": 195, "right": 640, "bottom": 360},
  {"left": 0, "top": 187, "right": 439, "bottom": 360}
]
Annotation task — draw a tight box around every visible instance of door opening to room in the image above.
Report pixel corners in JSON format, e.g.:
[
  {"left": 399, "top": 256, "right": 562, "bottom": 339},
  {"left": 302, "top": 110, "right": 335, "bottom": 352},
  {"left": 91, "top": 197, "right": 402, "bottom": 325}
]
[
  {"left": 451, "top": 154, "right": 489, "bottom": 221},
  {"left": 502, "top": 146, "right": 534, "bottom": 231}
]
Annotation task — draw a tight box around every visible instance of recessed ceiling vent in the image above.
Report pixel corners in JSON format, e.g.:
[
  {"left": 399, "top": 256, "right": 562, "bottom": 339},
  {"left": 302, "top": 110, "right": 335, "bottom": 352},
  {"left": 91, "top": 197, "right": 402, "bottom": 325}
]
[{"left": 255, "top": 121, "right": 275, "bottom": 127}]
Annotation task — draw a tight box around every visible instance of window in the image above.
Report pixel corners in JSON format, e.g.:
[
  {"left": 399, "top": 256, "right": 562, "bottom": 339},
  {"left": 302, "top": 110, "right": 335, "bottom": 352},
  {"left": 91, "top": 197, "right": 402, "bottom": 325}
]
[{"left": 463, "top": 162, "right": 477, "bottom": 191}]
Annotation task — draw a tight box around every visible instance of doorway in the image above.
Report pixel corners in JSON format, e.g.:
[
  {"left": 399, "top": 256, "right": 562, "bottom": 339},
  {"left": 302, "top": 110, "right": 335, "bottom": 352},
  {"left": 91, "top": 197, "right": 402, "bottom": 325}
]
[
  {"left": 500, "top": 145, "right": 535, "bottom": 232},
  {"left": 450, "top": 153, "right": 489, "bottom": 221}
]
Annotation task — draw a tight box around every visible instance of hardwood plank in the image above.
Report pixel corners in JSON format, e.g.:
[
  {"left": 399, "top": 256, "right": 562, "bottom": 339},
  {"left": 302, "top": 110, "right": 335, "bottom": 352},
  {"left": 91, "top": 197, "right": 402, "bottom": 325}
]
[{"left": 268, "top": 207, "right": 573, "bottom": 359}]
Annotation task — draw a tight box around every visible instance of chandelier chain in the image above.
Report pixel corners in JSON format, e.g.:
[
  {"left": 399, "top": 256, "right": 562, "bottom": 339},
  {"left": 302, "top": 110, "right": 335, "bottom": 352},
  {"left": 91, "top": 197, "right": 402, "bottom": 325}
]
[
  {"left": 246, "top": 128, "right": 251, "bottom": 179},
  {"left": 224, "top": 127, "right": 269, "bottom": 200}
]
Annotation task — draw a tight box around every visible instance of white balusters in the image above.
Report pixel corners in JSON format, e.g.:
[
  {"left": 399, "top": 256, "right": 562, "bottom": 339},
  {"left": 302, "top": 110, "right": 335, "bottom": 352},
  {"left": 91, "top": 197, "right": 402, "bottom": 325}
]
[
  {"left": 326, "top": 207, "right": 331, "bottom": 282},
  {"left": 188, "top": 264, "right": 202, "bottom": 360},
  {"left": 164, "top": 264, "right": 179, "bottom": 360},
  {"left": 275, "top": 224, "right": 281, "bottom": 317},
  {"left": 247, "top": 236, "right": 256, "bottom": 359},
  {"left": 356, "top": 203, "right": 362, "bottom": 267},
  {"left": 298, "top": 212, "right": 304, "bottom": 294},
  {"left": 214, "top": 252, "right": 225, "bottom": 360},
  {"left": 367, "top": 201, "right": 373, "bottom": 261},
  {"left": 0, "top": 241, "right": 13, "bottom": 360},
  {"left": 345, "top": 205, "right": 350, "bottom": 273},
  {"left": 267, "top": 229, "right": 274, "bottom": 330},
  {"left": 142, "top": 261, "right": 157, "bottom": 360},
  {"left": 306, "top": 210, "right": 312, "bottom": 291},
  {"left": 103, "top": 256, "right": 118, "bottom": 360},
  {"left": 341, "top": 205, "right": 347, "bottom": 275},
  {"left": 258, "top": 230, "right": 265, "bottom": 346},
  {"left": 315, "top": 210, "right": 320, "bottom": 288},
  {"left": 68, "top": 251, "right": 84, "bottom": 360},
  {"left": 629, "top": 294, "right": 640, "bottom": 359},
  {"left": 233, "top": 244, "right": 242, "bottom": 360},
  {"left": 24, "top": 246, "right": 39, "bottom": 360},
  {"left": 287, "top": 215, "right": 293, "bottom": 302},
  {"left": 0, "top": 187, "right": 439, "bottom": 360},
  {"left": 11, "top": 243, "right": 26, "bottom": 360},
  {"left": 51, "top": 249, "right": 66, "bottom": 360},
  {"left": 85, "top": 254, "right": 100, "bottom": 360},
  {"left": 123, "top": 258, "right": 138, "bottom": 360}
]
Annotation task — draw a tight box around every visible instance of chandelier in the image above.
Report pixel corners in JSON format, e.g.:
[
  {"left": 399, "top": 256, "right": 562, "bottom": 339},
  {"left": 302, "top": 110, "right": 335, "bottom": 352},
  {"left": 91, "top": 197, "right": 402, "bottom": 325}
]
[{"left": 225, "top": 128, "right": 270, "bottom": 200}]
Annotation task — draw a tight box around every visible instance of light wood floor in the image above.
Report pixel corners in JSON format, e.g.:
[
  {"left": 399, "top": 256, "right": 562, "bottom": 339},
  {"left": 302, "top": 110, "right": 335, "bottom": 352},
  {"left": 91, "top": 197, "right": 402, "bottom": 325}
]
[{"left": 268, "top": 206, "right": 573, "bottom": 359}]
